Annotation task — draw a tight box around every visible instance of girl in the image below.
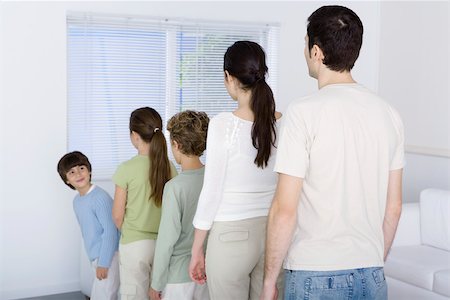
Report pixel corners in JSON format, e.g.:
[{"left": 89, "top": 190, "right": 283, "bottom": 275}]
[
  {"left": 189, "top": 41, "right": 283, "bottom": 300},
  {"left": 112, "top": 107, "right": 177, "bottom": 300}
]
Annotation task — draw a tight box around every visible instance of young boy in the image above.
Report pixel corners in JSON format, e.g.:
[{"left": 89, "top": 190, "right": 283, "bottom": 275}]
[
  {"left": 57, "top": 151, "right": 120, "bottom": 300},
  {"left": 149, "top": 111, "right": 210, "bottom": 300}
]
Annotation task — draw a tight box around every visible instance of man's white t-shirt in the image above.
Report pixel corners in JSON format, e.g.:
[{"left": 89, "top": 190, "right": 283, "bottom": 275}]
[{"left": 275, "top": 83, "right": 405, "bottom": 271}]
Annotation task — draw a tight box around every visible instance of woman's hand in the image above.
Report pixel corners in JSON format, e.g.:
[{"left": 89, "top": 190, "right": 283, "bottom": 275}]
[
  {"left": 189, "top": 228, "right": 209, "bottom": 284},
  {"left": 189, "top": 246, "right": 207, "bottom": 284}
]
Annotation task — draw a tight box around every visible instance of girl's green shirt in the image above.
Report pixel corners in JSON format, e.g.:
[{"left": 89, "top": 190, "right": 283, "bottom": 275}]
[{"left": 113, "top": 155, "right": 177, "bottom": 244}]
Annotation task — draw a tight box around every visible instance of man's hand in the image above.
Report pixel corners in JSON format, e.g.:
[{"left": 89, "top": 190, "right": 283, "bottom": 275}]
[
  {"left": 260, "top": 283, "right": 278, "bottom": 300},
  {"left": 96, "top": 267, "right": 108, "bottom": 280},
  {"left": 262, "top": 174, "right": 302, "bottom": 300}
]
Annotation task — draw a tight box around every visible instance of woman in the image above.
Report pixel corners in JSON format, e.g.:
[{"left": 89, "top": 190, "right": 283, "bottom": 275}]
[{"left": 189, "top": 41, "right": 283, "bottom": 300}]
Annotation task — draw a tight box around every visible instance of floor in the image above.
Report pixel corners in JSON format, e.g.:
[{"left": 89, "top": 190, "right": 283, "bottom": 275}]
[{"left": 19, "top": 292, "right": 87, "bottom": 300}]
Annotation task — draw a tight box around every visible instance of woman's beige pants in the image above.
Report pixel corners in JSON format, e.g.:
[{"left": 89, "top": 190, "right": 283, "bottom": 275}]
[{"left": 205, "top": 216, "right": 284, "bottom": 300}]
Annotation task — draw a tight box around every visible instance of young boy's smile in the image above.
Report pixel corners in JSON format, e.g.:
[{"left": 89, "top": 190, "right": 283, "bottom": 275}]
[{"left": 66, "top": 165, "right": 91, "bottom": 195}]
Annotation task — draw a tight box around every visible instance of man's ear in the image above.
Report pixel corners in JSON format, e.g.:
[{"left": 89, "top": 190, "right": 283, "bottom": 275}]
[{"left": 312, "top": 44, "right": 325, "bottom": 62}]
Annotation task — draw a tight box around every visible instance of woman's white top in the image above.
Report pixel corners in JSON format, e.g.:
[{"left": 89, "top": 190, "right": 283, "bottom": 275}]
[{"left": 193, "top": 112, "right": 280, "bottom": 230}]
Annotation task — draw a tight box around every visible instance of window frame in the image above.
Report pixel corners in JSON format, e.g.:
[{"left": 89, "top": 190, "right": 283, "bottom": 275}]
[{"left": 67, "top": 12, "right": 280, "bottom": 180}]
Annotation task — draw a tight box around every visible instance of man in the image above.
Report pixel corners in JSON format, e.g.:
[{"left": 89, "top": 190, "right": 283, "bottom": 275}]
[{"left": 262, "top": 5, "right": 404, "bottom": 300}]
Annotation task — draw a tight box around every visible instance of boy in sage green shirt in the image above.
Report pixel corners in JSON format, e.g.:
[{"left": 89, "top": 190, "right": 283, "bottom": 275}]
[{"left": 149, "top": 111, "right": 210, "bottom": 300}]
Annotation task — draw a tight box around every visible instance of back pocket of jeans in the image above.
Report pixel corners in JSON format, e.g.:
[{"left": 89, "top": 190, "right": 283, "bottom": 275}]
[
  {"left": 372, "top": 268, "right": 386, "bottom": 287},
  {"left": 304, "top": 274, "right": 353, "bottom": 300},
  {"left": 307, "top": 273, "right": 353, "bottom": 290},
  {"left": 304, "top": 274, "right": 354, "bottom": 300}
]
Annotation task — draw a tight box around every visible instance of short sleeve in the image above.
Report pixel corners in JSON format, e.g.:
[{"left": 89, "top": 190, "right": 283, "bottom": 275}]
[
  {"left": 274, "top": 103, "right": 310, "bottom": 178},
  {"left": 112, "top": 163, "right": 128, "bottom": 190},
  {"left": 389, "top": 107, "right": 405, "bottom": 170}
]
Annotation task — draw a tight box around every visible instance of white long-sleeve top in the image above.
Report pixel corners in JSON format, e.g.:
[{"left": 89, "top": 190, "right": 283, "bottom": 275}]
[{"left": 193, "top": 112, "right": 280, "bottom": 230}]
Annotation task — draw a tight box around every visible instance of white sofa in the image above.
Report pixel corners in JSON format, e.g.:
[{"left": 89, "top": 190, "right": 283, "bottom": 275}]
[{"left": 385, "top": 188, "right": 450, "bottom": 299}]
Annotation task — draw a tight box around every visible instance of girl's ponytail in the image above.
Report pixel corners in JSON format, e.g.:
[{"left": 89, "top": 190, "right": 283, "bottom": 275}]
[
  {"left": 129, "top": 107, "right": 171, "bottom": 207},
  {"left": 148, "top": 129, "right": 171, "bottom": 207}
]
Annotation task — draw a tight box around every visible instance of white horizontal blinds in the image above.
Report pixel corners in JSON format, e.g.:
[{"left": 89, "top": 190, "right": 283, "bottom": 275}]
[
  {"left": 67, "top": 14, "right": 170, "bottom": 179},
  {"left": 67, "top": 13, "right": 279, "bottom": 179},
  {"left": 173, "top": 23, "right": 278, "bottom": 118},
  {"left": 267, "top": 27, "right": 280, "bottom": 98}
]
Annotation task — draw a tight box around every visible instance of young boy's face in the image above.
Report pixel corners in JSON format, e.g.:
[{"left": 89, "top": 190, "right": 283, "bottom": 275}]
[{"left": 66, "top": 165, "right": 91, "bottom": 193}]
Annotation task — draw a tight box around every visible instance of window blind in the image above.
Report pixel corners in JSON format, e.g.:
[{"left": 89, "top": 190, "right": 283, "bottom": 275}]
[{"left": 67, "top": 12, "right": 279, "bottom": 180}]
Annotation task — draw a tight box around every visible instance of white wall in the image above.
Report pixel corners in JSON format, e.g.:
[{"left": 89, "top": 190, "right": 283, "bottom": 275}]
[
  {"left": 0, "top": 3, "right": 82, "bottom": 299},
  {"left": 0, "top": 2, "right": 5, "bottom": 298},
  {"left": 378, "top": 1, "right": 450, "bottom": 202},
  {"left": 0, "top": 1, "right": 380, "bottom": 299}
]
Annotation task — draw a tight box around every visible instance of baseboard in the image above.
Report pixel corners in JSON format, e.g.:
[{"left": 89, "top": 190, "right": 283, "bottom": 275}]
[{"left": 0, "top": 281, "right": 80, "bottom": 300}]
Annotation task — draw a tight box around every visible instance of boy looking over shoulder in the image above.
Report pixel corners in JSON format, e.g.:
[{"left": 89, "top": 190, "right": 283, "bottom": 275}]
[{"left": 57, "top": 151, "right": 120, "bottom": 299}]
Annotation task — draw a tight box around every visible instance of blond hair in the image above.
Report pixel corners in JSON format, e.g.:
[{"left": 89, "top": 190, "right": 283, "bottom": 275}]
[{"left": 167, "top": 110, "right": 209, "bottom": 156}]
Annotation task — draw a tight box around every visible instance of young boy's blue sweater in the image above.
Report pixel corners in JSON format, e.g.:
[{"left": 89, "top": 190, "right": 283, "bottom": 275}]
[{"left": 73, "top": 185, "right": 119, "bottom": 268}]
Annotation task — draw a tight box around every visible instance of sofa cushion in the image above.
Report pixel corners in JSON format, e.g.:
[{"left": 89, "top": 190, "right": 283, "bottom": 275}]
[
  {"left": 392, "top": 202, "right": 421, "bottom": 247},
  {"left": 434, "top": 269, "right": 450, "bottom": 297},
  {"left": 420, "top": 189, "right": 450, "bottom": 251},
  {"left": 384, "top": 245, "right": 450, "bottom": 291}
]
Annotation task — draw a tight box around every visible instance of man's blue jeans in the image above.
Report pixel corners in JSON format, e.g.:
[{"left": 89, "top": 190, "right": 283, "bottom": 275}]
[{"left": 284, "top": 267, "right": 387, "bottom": 300}]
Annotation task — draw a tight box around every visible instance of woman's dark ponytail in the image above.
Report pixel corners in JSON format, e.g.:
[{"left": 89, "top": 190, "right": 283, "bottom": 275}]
[
  {"left": 224, "top": 41, "right": 277, "bottom": 168},
  {"left": 251, "top": 78, "right": 276, "bottom": 168}
]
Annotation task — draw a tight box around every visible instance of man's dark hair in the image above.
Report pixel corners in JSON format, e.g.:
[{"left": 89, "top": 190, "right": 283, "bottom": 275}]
[{"left": 307, "top": 5, "right": 363, "bottom": 72}]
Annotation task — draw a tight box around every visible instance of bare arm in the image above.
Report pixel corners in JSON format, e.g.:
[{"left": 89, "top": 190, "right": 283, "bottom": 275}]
[
  {"left": 112, "top": 185, "right": 127, "bottom": 230},
  {"left": 262, "top": 174, "right": 303, "bottom": 299},
  {"left": 383, "top": 169, "right": 403, "bottom": 260}
]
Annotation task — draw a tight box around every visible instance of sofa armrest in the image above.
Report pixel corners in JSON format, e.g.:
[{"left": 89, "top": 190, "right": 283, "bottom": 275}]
[
  {"left": 391, "top": 202, "right": 421, "bottom": 247},
  {"left": 420, "top": 188, "right": 450, "bottom": 251}
]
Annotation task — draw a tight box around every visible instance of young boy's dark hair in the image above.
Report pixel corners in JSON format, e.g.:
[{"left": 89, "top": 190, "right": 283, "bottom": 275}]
[
  {"left": 307, "top": 5, "right": 363, "bottom": 72},
  {"left": 57, "top": 151, "right": 92, "bottom": 190},
  {"left": 167, "top": 110, "right": 209, "bottom": 156}
]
